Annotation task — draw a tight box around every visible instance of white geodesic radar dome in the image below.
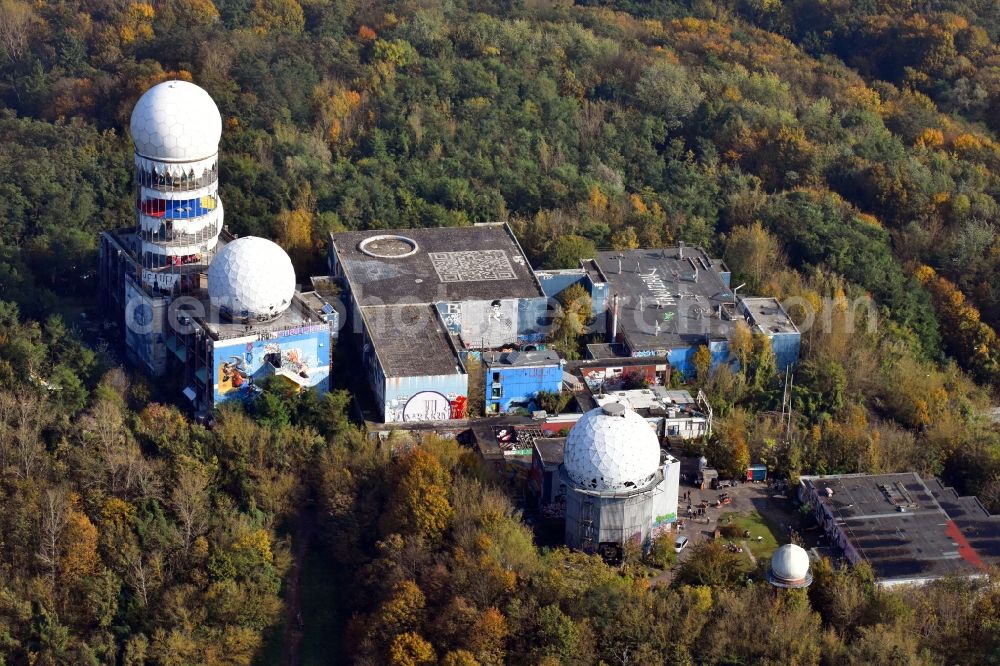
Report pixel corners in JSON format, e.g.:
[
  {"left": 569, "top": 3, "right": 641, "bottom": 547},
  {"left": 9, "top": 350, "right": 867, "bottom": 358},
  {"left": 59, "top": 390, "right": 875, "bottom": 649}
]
[
  {"left": 208, "top": 237, "right": 296, "bottom": 322},
  {"left": 563, "top": 403, "right": 662, "bottom": 491},
  {"left": 130, "top": 80, "right": 222, "bottom": 161}
]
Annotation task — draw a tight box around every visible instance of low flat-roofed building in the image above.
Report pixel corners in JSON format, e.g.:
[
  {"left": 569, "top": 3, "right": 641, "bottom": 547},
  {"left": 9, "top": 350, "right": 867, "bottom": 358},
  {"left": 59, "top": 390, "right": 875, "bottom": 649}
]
[
  {"left": 483, "top": 349, "right": 563, "bottom": 415},
  {"left": 568, "top": 355, "right": 670, "bottom": 395},
  {"left": 360, "top": 304, "right": 469, "bottom": 423},
  {"left": 560, "top": 246, "right": 799, "bottom": 375},
  {"left": 590, "top": 386, "right": 711, "bottom": 441},
  {"left": 800, "top": 473, "right": 1000, "bottom": 587},
  {"left": 469, "top": 415, "right": 580, "bottom": 458},
  {"left": 585, "top": 342, "right": 629, "bottom": 360},
  {"left": 329, "top": 224, "right": 557, "bottom": 422},
  {"left": 594, "top": 247, "right": 732, "bottom": 371},
  {"left": 738, "top": 297, "right": 800, "bottom": 370},
  {"left": 330, "top": 224, "right": 544, "bottom": 304}
]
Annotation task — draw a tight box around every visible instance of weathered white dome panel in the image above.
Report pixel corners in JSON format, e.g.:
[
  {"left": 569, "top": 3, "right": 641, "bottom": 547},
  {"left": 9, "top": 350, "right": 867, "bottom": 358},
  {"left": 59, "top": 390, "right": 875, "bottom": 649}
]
[
  {"left": 768, "top": 543, "right": 812, "bottom": 588},
  {"left": 130, "top": 80, "right": 222, "bottom": 161},
  {"left": 563, "top": 403, "right": 662, "bottom": 491},
  {"left": 208, "top": 237, "right": 296, "bottom": 322}
]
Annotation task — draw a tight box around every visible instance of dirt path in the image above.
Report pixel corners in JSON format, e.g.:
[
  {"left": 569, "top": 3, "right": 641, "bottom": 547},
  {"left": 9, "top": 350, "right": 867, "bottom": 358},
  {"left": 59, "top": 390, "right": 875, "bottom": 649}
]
[
  {"left": 741, "top": 540, "right": 757, "bottom": 566},
  {"left": 280, "top": 507, "right": 315, "bottom": 666}
]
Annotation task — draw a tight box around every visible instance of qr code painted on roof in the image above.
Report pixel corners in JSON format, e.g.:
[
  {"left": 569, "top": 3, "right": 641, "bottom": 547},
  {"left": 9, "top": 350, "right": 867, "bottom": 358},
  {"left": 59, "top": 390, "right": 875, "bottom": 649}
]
[{"left": 429, "top": 250, "right": 516, "bottom": 283}]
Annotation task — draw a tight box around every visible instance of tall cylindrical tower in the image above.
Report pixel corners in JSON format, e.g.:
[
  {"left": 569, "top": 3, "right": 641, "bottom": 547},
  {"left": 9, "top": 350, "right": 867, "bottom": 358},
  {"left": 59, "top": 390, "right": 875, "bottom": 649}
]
[{"left": 130, "top": 80, "right": 223, "bottom": 296}]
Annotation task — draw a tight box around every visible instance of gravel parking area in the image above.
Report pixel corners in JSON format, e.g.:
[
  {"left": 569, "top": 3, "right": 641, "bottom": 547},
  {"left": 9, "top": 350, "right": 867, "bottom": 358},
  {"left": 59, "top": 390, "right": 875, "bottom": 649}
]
[{"left": 655, "top": 456, "right": 806, "bottom": 583}]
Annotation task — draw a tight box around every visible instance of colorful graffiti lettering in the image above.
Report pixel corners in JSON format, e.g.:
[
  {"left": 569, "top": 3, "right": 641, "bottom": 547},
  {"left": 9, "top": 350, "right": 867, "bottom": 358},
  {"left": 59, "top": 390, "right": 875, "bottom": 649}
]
[{"left": 650, "top": 523, "right": 672, "bottom": 539}]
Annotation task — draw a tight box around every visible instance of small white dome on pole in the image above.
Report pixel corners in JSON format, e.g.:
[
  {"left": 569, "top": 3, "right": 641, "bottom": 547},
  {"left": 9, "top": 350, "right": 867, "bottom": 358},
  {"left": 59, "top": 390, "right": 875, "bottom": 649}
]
[
  {"left": 208, "top": 237, "right": 296, "bottom": 322},
  {"left": 768, "top": 543, "right": 813, "bottom": 589},
  {"left": 130, "top": 80, "right": 222, "bottom": 161}
]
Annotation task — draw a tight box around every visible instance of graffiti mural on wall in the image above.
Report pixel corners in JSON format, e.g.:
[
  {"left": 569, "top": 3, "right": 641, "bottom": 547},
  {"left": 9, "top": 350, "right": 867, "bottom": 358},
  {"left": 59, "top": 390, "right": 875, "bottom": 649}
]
[
  {"left": 439, "top": 302, "right": 462, "bottom": 334},
  {"left": 581, "top": 367, "right": 623, "bottom": 392},
  {"left": 402, "top": 391, "right": 451, "bottom": 421},
  {"left": 583, "top": 367, "right": 659, "bottom": 392},
  {"left": 213, "top": 327, "right": 330, "bottom": 403},
  {"left": 461, "top": 299, "right": 517, "bottom": 348},
  {"left": 439, "top": 297, "right": 549, "bottom": 348},
  {"left": 651, "top": 513, "right": 677, "bottom": 539},
  {"left": 217, "top": 353, "right": 256, "bottom": 398},
  {"left": 387, "top": 391, "right": 469, "bottom": 422}
]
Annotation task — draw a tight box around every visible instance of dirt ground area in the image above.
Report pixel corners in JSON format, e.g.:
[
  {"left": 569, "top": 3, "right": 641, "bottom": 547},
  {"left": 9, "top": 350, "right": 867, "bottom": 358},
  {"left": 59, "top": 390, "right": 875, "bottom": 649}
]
[{"left": 655, "top": 455, "right": 808, "bottom": 584}]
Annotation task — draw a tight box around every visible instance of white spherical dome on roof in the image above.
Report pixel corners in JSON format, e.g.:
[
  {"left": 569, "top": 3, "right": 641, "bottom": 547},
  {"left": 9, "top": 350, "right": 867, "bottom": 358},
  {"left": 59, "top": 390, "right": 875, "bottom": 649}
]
[
  {"left": 130, "top": 80, "right": 222, "bottom": 161},
  {"left": 563, "top": 403, "right": 662, "bottom": 491},
  {"left": 208, "top": 237, "right": 296, "bottom": 322},
  {"left": 768, "top": 544, "right": 812, "bottom": 588}
]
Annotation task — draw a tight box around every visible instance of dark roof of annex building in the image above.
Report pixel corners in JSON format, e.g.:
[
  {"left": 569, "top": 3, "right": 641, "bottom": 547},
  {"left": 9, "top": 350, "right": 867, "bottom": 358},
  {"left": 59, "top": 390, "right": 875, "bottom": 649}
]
[
  {"left": 534, "top": 437, "right": 566, "bottom": 467},
  {"left": 330, "top": 223, "right": 544, "bottom": 304},
  {"left": 591, "top": 247, "right": 737, "bottom": 352},
  {"left": 360, "top": 304, "right": 465, "bottom": 378},
  {"left": 483, "top": 349, "right": 561, "bottom": 368},
  {"left": 568, "top": 355, "right": 669, "bottom": 370},
  {"left": 801, "top": 473, "right": 1000, "bottom": 583}
]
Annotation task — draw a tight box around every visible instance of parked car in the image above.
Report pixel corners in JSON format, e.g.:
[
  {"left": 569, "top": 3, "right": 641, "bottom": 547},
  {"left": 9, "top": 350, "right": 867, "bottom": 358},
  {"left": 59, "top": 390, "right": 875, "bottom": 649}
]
[{"left": 674, "top": 535, "right": 689, "bottom": 553}]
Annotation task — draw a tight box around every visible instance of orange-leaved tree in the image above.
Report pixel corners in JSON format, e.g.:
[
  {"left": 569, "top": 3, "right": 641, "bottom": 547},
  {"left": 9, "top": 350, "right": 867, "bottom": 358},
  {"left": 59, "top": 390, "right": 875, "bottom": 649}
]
[
  {"left": 916, "top": 264, "right": 1000, "bottom": 383},
  {"left": 381, "top": 447, "right": 453, "bottom": 541}
]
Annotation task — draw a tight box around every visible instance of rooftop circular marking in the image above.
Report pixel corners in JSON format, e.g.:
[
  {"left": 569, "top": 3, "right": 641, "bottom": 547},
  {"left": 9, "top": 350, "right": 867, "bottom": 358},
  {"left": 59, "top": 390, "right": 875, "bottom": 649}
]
[
  {"left": 358, "top": 235, "right": 419, "bottom": 259},
  {"left": 602, "top": 402, "right": 626, "bottom": 417}
]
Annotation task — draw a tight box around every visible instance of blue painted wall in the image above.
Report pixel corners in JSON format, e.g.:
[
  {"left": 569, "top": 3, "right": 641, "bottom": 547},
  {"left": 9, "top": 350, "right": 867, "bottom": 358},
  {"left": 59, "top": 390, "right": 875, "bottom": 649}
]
[
  {"left": 709, "top": 338, "right": 731, "bottom": 368},
  {"left": 666, "top": 347, "right": 694, "bottom": 376},
  {"left": 517, "top": 297, "right": 551, "bottom": 344},
  {"left": 652, "top": 340, "right": 731, "bottom": 377},
  {"left": 213, "top": 325, "right": 332, "bottom": 404},
  {"left": 485, "top": 363, "right": 563, "bottom": 413},
  {"left": 533, "top": 269, "right": 608, "bottom": 318},
  {"left": 583, "top": 273, "right": 609, "bottom": 317},
  {"left": 771, "top": 332, "right": 801, "bottom": 372},
  {"left": 535, "top": 270, "right": 586, "bottom": 298},
  {"left": 657, "top": 333, "right": 797, "bottom": 377}
]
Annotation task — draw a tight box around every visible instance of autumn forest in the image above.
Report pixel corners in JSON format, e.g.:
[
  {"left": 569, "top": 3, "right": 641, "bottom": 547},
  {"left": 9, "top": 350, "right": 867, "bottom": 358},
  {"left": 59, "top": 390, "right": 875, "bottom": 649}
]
[{"left": 2, "top": 0, "right": 1000, "bottom": 664}]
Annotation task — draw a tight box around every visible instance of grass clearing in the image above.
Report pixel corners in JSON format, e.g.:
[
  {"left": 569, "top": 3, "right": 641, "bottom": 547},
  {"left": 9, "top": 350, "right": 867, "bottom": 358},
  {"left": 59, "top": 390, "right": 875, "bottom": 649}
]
[{"left": 717, "top": 510, "right": 783, "bottom": 560}]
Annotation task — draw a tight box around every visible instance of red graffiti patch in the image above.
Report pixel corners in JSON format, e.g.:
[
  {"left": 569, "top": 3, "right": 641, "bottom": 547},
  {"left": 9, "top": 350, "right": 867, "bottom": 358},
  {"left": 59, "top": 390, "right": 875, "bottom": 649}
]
[{"left": 945, "top": 520, "right": 985, "bottom": 571}]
